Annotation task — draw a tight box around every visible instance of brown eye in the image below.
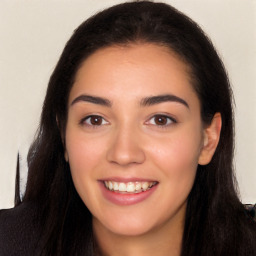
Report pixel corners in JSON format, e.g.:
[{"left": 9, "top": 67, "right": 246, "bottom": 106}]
[
  {"left": 84, "top": 115, "right": 108, "bottom": 126},
  {"left": 154, "top": 115, "right": 168, "bottom": 125},
  {"left": 90, "top": 116, "right": 102, "bottom": 125},
  {"left": 148, "top": 114, "right": 176, "bottom": 126}
]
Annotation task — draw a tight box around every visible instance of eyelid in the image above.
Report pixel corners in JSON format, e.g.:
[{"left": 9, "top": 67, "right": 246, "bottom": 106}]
[
  {"left": 80, "top": 114, "right": 109, "bottom": 126},
  {"left": 145, "top": 114, "right": 177, "bottom": 127}
]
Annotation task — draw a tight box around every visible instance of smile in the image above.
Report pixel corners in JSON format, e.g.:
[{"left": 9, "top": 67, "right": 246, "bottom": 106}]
[{"left": 104, "top": 181, "right": 158, "bottom": 193}]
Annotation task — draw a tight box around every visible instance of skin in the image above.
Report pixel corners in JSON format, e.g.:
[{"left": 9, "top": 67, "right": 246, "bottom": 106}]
[{"left": 65, "top": 43, "right": 221, "bottom": 256}]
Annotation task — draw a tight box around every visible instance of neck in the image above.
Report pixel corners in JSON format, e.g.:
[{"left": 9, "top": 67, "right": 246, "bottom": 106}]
[{"left": 93, "top": 212, "right": 184, "bottom": 256}]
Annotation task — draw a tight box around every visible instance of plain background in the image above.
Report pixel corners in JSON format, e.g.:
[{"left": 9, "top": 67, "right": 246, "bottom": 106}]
[{"left": 0, "top": 0, "right": 255, "bottom": 209}]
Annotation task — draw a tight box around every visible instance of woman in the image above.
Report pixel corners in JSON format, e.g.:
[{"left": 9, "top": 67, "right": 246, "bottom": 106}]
[{"left": 0, "top": 1, "right": 255, "bottom": 255}]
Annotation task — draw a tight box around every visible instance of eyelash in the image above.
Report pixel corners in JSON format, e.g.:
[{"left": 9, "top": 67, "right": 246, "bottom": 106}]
[
  {"left": 80, "top": 115, "right": 109, "bottom": 127},
  {"left": 80, "top": 114, "right": 176, "bottom": 129},
  {"left": 146, "top": 114, "right": 177, "bottom": 127}
]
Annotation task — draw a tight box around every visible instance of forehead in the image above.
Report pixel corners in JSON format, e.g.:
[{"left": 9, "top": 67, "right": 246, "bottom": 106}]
[{"left": 69, "top": 43, "right": 198, "bottom": 107}]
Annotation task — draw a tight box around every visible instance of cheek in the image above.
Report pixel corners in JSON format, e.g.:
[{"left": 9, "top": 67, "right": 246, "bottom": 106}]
[
  {"left": 65, "top": 130, "right": 106, "bottom": 197},
  {"left": 66, "top": 130, "right": 104, "bottom": 168},
  {"left": 152, "top": 133, "right": 201, "bottom": 164},
  {"left": 149, "top": 130, "right": 202, "bottom": 185}
]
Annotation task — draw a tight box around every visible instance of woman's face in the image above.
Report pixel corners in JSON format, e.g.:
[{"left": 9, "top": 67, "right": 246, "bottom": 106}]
[{"left": 65, "top": 44, "right": 207, "bottom": 237}]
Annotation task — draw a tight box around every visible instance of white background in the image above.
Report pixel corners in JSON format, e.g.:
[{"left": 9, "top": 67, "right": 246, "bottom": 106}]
[{"left": 0, "top": 0, "right": 255, "bottom": 208}]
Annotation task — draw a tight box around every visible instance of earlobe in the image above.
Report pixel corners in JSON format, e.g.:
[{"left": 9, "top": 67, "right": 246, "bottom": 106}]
[{"left": 198, "top": 113, "right": 222, "bottom": 165}]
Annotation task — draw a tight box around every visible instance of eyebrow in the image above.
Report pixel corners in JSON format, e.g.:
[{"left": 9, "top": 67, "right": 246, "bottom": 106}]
[
  {"left": 70, "top": 93, "right": 189, "bottom": 109},
  {"left": 71, "top": 94, "right": 112, "bottom": 107},
  {"left": 140, "top": 94, "right": 189, "bottom": 108}
]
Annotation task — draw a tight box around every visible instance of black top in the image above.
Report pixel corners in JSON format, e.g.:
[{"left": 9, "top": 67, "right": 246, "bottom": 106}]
[
  {"left": 1, "top": 203, "right": 256, "bottom": 255},
  {"left": 0, "top": 202, "right": 40, "bottom": 256}
]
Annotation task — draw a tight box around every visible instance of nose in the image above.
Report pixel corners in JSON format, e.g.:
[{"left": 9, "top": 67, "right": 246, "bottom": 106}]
[{"left": 106, "top": 125, "right": 146, "bottom": 166}]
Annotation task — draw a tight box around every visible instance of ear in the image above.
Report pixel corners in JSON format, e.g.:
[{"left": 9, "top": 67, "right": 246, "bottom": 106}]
[{"left": 198, "top": 113, "right": 222, "bottom": 165}]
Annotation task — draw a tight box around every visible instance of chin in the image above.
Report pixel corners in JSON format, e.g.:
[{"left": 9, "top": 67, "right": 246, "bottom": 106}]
[
  {"left": 93, "top": 211, "right": 162, "bottom": 237},
  {"left": 106, "top": 223, "right": 154, "bottom": 237}
]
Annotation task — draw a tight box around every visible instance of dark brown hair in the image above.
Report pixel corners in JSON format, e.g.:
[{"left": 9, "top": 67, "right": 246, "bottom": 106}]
[{"left": 19, "top": 1, "right": 256, "bottom": 255}]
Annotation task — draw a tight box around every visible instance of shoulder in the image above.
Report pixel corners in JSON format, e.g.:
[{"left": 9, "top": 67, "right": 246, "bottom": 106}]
[
  {"left": 0, "top": 202, "right": 41, "bottom": 256},
  {"left": 241, "top": 204, "right": 256, "bottom": 254},
  {"left": 244, "top": 204, "right": 256, "bottom": 222}
]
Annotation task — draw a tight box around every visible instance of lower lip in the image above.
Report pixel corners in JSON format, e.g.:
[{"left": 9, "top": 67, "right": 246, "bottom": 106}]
[{"left": 99, "top": 182, "right": 158, "bottom": 206}]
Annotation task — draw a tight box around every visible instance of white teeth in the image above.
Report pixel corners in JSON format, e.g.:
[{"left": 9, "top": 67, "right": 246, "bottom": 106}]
[
  {"left": 142, "top": 182, "right": 149, "bottom": 191},
  {"left": 127, "top": 182, "right": 135, "bottom": 192},
  {"left": 119, "top": 183, "right": 126, "bottom": 192},
  {"left": 113, "top": 182, "right": 119, "bottom": 191},
  {"left": 108, "top": 181, "right": 113, "bottom": 190},
  {"left": 135, "top": 182, "right": 141, "bottom": 191},
  {"left": 104, "top": 181, "right": 157, "bottom": 193}
]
